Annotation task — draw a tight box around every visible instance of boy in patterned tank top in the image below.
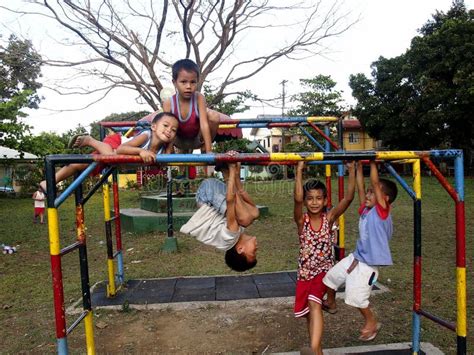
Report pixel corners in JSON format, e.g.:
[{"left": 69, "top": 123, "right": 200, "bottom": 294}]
[{"left": 293, "top": 161, "right": 355, "bottom": 355}]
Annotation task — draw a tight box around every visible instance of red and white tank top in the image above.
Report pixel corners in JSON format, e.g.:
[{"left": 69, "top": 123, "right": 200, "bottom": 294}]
[
  {"left": 297, "top": 213, "right": 335, "bottom": 281},
  {"left": 170, "top": 92, "right": 200, "bottom": 138}
]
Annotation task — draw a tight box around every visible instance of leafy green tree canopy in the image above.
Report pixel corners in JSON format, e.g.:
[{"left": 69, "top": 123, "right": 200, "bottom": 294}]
[
  {"left": 288, "top": 75, "right": 345, "bottom": 117},
  {"left": 349, "top": 1, "right": 473, "bottom": 165},
  {"left": 0, "top": 35, "right": 42, "bottom": 149}
]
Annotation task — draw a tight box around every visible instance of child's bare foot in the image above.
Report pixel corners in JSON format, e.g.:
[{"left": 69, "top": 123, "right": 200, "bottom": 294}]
[
  {"left": 322, "top": 300, "right": 337, "bottom": 314},
  {"left": 359, "top": 322, "right": 381, "bottom": 341},
  {"left": 68, "top": 134, "right": 91, "bottom": 149}
]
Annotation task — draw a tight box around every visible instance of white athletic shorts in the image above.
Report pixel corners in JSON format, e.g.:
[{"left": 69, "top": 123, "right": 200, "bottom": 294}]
[{"left": 323, "top": 253, "right": 378, "bottom": 309}]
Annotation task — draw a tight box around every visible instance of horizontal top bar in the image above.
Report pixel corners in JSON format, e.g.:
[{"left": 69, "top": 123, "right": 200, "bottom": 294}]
[
  {"left": 45, "top": 150, "right": 463, "bottom": 165},
  {"left": 99, "top": 116, "right": 340, "bottom": 128}
]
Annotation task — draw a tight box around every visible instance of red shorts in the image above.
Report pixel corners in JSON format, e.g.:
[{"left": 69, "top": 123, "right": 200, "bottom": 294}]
[
  {"left": 91, "top": 134, "right": 122, "bottom": 175},
  {"left": 294, "top": 272, "right": 327, "bottom": 318},
  {"left": 34, "top": 207, "right": 45, "bottom": 215}
]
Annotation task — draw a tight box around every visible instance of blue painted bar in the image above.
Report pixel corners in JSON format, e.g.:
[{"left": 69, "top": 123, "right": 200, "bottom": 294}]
[
  {"left": 324, "top": 126, "right": 331, "bottom": 153},
  {"left": 384, "top": 163, "right": 416, "bottom": 200},
  {"left": 455, "top": 154, "right": 464, "bottom": 201},
  {"left": 412, "top": 312, "right": 421, "bottom": 354},
  {"left": 57, "top": 337, "right": 68, "bottom": 355},
  {"left": 116, "top": 251, "right": 124, "bottom": 284},
  {"left": 430, "top": 149, "right": 463, "bottom": 158},
  {"left": 54, "top": 163, "right": 98, "bottom": 208},
  {"left": 299, "top": 127, "right": 326, "bottom": 151}
]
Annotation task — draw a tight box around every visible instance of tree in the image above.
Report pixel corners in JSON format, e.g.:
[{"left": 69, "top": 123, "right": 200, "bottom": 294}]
[
  {"left": 286, "top": 74, "right": 345, "bottom": 152},
  {"left": 1, "top": 1, "right": 356, "bottom": 110},
  {"left": 349, "top": 1, "right": 473, "bottom": 166},
  {"left": 20, "top": 131, "right": 68, "bottom": 158},
  {"left": 204, "top": 86, "right": 255, "bottom": 116},
  {"left": 0, "top": 35, "right": 42, "bottom": 149},
  {"left": 288, "top": 75, "right": 345, "bottom": 117}
]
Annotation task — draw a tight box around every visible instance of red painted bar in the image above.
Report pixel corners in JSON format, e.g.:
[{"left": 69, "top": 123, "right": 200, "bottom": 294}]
[
  {"left": 267, "top": 122, "right": 299, "bottom": 128},
  {"left": 51, "top": 254, "right": 66, "bottom": 338},
  {"left": 338, "top": 175, "right": 344, "bottom": 201},
  {"left": 326, "top": 175, "right": 332, "bottom": 208},
  {"left": 422, "top": 157, "right": 458, "bottom": 201},
  {"left": 414, "top": 256, "right": 422, "bottom": 311},
  {"left": 456, "top": 202, "right": 466, "bottom": 268},
  {"left": 308, "top": 122, "right": 340, "bottom": 150},
  {"left": 100, "top": 121, "right": 137, "bottom": 127},
  {"left": 338, "top": 247, "right": 345, "bottom": 261}
]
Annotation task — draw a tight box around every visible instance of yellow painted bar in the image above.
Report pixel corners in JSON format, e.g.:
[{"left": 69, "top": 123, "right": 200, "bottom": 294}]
[
  {"left": 84, "top": 311, "right": 96, "bottom": 355},
  {"left": 124, "top": 127, "right": 135, "bottom": 138},
  {"left": 456, "top": 267, "right": 467, "bottom": 337},
  {"left": 377, "top": 151, "right": 420, "bottom": 160},
  {"left": 270, "top": 152, "right": 324, "bottom": 161},
  {"left": 338, "top": 214, "right": 345, "bottom": 249},
  {"left": 391, "top": 159, "right": 418, "bottom": 164},
  {"left": 102, "top": 183, "right": 111, "bottom": 221},
  {"left": 48, "top": 208, "right": 61, "bottom": 255},
  {"left": 218, "top": 124, "right": 237, "bottom": 129},
  {"left": 413, "top": 160, "right": 422, "bottom": 199},
  {"left": 325, "top": 165, "right": 331, "bottom": 177},
  {"left": 307, "top": 116, "right": 339, "bottom": 122},
  {"left": 102, "top": 183, "right": 116, "bottom": 296},
  {"left": 106, "top": 258, "right": 116, "bottom": 297}
]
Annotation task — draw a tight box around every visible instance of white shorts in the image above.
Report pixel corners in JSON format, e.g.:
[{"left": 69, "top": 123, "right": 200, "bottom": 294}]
[{"left": 323, "top": 253, "right": 378, "bottom": 309}]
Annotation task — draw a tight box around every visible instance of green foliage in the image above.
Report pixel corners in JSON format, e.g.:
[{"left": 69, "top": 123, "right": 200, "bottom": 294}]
[
  {"left": 204, "top": 86, "right": 256, "bottom": 115},
  {"left": 0, "top": 35, "right": 42, "bottom": 108},
  {"left": 20, "top": 132, "right": 68, "bottom": 158},
  {"left": 213, "top": 138, "right": 253, "bottom": 153},
  {"left": 288, "top": 75, "right": 345, "bottom": 117},
  {"left": 0, "top": 90, "right": 32, "bottom": 149},
  {"left": 12, "top": 162, "right": 44, "bottom": 194},
  {"left": 349, "top": 2, "right": 473, "bottom": 165},
  {"left": 0, "top": 35, "right": 42, "bottom": 150}
]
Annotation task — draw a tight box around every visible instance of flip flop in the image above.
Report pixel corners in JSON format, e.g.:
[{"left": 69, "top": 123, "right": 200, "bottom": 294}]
[
  {"left": 322, "top": 301, "right": 337, "bottom": 314},
  {"left": 68, "top": 134, "right": 88, "bottom": 149},
  {"left": 359, "top": 323, "right": 381, "bottom": 342}
]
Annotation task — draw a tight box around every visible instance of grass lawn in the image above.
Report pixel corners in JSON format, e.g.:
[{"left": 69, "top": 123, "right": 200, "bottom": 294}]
[{"left": 0, "top": 175, "right": 472, "bottom": 353}]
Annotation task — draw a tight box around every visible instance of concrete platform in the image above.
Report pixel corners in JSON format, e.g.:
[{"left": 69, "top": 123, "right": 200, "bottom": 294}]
[
  {"left": 119, "top": 208, "right": 193, "bottom": 234},
  {"left": 276, "top": 342, "right": 443, "bottom": 354},
  {"left": 140, "top": 194, "right": 197, "bottom": 213}
]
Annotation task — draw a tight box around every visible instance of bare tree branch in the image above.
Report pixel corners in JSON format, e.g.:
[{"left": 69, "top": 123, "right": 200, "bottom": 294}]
[{"left": 1, "top": 0, "right": 357, "bottom": 110}]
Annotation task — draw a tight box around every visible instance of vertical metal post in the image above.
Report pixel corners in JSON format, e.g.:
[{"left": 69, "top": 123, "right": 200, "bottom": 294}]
[
  {"left": 412, "top": 160, "right": 422, "bottom": 354},
  {"left": 74, "top": 181, "right": 95, "bottom": 354},
  {"left": 162, "top": 167, "right": 178, "bottom": 252},
  {"left": 112, "top": 170, "right": 124, "bottom": 285},
  {"left": 454, "top": 154, "right": 466, "bottom": 355},
  {"left": 45, "top": 157, "right": 68, "bottom": 354},
  {"left": 102, "top": 181, "right": 116, "bottom": 297}
]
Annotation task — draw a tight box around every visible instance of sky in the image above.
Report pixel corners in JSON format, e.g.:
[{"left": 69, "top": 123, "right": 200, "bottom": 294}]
[{"left": 1, "top": 0, "right": 472, "bottom": 136}]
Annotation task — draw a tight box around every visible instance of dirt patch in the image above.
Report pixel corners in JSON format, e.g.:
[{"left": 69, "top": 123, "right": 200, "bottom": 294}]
[{"left": 81, "top": 298, "right": 380, "bottom": 353}]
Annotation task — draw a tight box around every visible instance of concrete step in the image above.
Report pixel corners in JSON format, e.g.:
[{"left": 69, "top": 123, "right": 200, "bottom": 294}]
[
  {"left": 120, "top": 208, "right": 193, "bottom": 234},
  {"left": 140, "top": 193, "right": 197, "bottom": 213}
]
